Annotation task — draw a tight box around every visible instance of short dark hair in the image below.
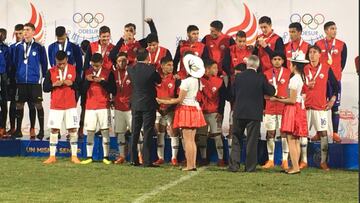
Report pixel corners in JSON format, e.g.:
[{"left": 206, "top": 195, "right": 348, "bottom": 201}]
[
  {"left": 306, "top": 45, "right": 321, "bottom": 60},
  {"left": 146, "top": 33, "right": 159, "bottom": 43},
  {"left": 234, "top": 63, "right": 247, "bottom": 72},
  {"left": 125, "top": 23, "right": 136, "bottom": 30},
  {"left": 80, "top": 40, "right": 90, "bottom": 52},
  {"left": 0, "top": 28, "right": 7, "bottom": 36},
  {"left": 289, "top": 22, "right": 302, "bottom": 32},
  {"left": 99, "top": 26, "right": 110, "bottom": 35},
  {"left": 91, "top": 53, "right": 103, "bottom": 63},
  {"left": 210, "top": 20, "right": 223, "bottom": 32},
  {"left": 203, "top": 58, "right": 216, "bottom": 68},
  {"left": 187, "top": 25, "right": 199, "bottom": 33},
  {"left": 24, "top": 23, "right": 35, "bottom": 30},
  {"left": 160, "top": 56, "right": 173, "bottom": 64},
  {"left": 324, "top": 21, "right": 336, "bottom": 30},
  {"left": 55, "top": 26, "right": 66, "bottom": 37},
  {"left": 236, "top": 30, "right": 246, "bottom": 38},
  {"left": 136, "top": 48, "right": 149, "bottom": 61},
  {"left": 55, "top": 50, "right": 68, "bottom": 61},
  {"left": 116, "top": 52, "right": 128, "bottom": 59},
  {"left": 259, "top": 16, "right": 272, "bottom": 25},
  {"left": 14, "top": 24, "right": 24, "bottom": 31},
  {"left": 271, "top": 51, "right": 285, "bottom": 60}
]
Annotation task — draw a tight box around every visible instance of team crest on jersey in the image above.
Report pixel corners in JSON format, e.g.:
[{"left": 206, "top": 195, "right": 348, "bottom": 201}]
[
  {"left": 233, "top": 58, "right": 238, "bottom": 62},
  {"left": 67, "top": 51, "right": 71, "bottom": 56},
  {"left": 106, "top": 51, "right": 110, "bottom": 56},
  {"left": 168, "top": 83, "right": 173, "bottom": 88},
  {"left": 67, "top": 74, "right": 72, "bottom": 79},
  {"left": 126, "top": 79, "right": 131, "bottom": 85},
  {"left": 32, "top": 51, "right": 37, "bottom": 56},
  {"left": 321, "top": 49, "right": 326, "bottom": 52},
  {"left": 280, "top": 79, "right": 285, "bottom": 84},
  {"left": 133, "top": 47, "right": 138, "bottom": 52},
  {"left": 269, "top": 79, "right": 273, "bottom": 83},
  {"left": 333, "top": 49, "right": 338, "bottom": 54},
  {"left": 212, "top": 87, "right": 217, "bottom": 92},
  {"left": 0, "top": 50, "right": 2, "bottom": 53},
  {"left": 319, "top": 73, "right": 324, "bottom": 79},
  {"left": 220, "top": 44, "right": 226, "bottom": 50},
  {"left": 210, "top": 44, "right": 214, "bottom": 48}
]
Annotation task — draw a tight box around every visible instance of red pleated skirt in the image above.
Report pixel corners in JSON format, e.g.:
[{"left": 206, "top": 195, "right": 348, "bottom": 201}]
[
  {"left": 173, "top": 105, "right": 207, "bottom": 129},
  {"left": 280, "top": 103, "right": 308, "bottom": 137}
]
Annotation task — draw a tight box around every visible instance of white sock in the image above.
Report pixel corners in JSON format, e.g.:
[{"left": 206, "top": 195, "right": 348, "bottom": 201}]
[
  {"left": 214, "top": 135, "right": 224, "bottom": 160},
  {"left": 320, "top": 136, "right": 328, "bottom": 163},
  {"left": 86, "top": 131, "right": 95, "bottom": 158},
  {"left": 117, "top": 133, "right": 126, "bottom": 157},
  {"left": 170, "top": 136, "right": 179, "bottom": 159},
  {"left": 137, "top": 132, "right": 143, "bottom": 154},
  {"left": 267, "top": 138, "right": 275, "bottom": 161},
  {"left": 300, "top": 137, "right": 308, "bottom": 163},
  {"left": 69, "top": 131, "right": 78, "bottom": 156},
  {"left": 101, "top": 129, "right": 110, "bottom": 158},
  {"left": 281, "top": 138, "right": 289, "bottom": 161},
  {"left": 228, "top": 138, "right": 232, "bottom": 156},
  {"left": 157, "top": 132, "right": 165, "bottom": 159},
  {"left": 49, "top": 132, "right": 58, "bottom": 156}
]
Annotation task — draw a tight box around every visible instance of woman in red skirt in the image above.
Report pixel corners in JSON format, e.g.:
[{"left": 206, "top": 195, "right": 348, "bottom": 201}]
[
  {"left": 156, "top": 54, "right": 206, "bottom": 171},
  {"left": 269, "top": 52, "right": 309, "bottom": 174}
]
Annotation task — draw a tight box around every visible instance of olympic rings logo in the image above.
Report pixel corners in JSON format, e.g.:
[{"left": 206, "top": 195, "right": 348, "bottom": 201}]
[
  {"left": 290, "top": 13, "right": 325, "bottom": 30},
  {"left": 73, "top": 12, "right": 104, "bottom": 28}
]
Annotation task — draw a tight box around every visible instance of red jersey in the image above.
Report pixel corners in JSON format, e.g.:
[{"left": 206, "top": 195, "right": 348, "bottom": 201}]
[
  {"left": 147, "top": 46, "right": 169, "bottom": 72},
  {"left": 257, "top": 32, "right": 282, "bottom": 72},
  {"left": 178, "top": 41, "right": 205, "bottom": 79},
  {"left": 304, "top": 63, "right": 330, "bottom": 110},
  {"left": 85, "top": 67, "right": 112, "bottom": 110},
  {"left": 118, "top": 40, "right": 141, "bottom": 66},
  {"left": 228, "top": 45, "right": 252, "bottom": 74},
  {"left": 200, "top": 75, "right": 223, "bottom": 113},
  {"left": 113, "top": 68, "right": 132, "bottom": 111},
  {"left": 315, "top": 38, "right": 346, "bottom": 81},
  {"left": 203, "top": 34, "right": 232, "bottom": 75},
  {"left": 89, "top": 41, "right": 114, "bottom": 70},
  {"left": 284, "top": 38, "right": 309, "bottom": 68},
  {"left": 49, "top": 64, "right": 77, "bottom": 110},
  {"left": 156, "top": 73, "right": 177, "bottom": 111},
  {"left": 264, "top": 67, "right": 291, "bottom": 115}
]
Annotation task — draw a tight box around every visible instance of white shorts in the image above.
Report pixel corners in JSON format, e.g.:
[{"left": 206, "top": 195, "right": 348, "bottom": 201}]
[
  {"left": 47, "top": 108, "right": 79, "bottom": 129},
  {"left": 155, "top": 112, "right": 174, "bottom": 126},
  {"left": 84, "top": 109, "right": 111, "bottom": 131},
  {"left": 197, "top": 113, "right": 222, "bottom": 134},
  {"left": 264, "top": 114, "right": 282, "bottom": 131},
  {"left": 114, "top": 110, "right": 132, "bottom": 133},
  {"left": 307, "top": 109, "right": 329, "bottom": 132}
]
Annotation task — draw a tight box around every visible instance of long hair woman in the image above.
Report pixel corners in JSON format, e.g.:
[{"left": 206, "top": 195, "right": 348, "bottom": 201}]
[
  {"left": 270, "top": 51, "right": 309, "bottom": 174},
  {"left": 156, "top": 54, "right": 207, "bottom": 171}
]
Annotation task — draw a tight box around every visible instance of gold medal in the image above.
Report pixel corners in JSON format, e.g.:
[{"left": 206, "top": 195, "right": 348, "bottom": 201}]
[{"left": 328, "top": 58, "right": 333, "bottom": 65}]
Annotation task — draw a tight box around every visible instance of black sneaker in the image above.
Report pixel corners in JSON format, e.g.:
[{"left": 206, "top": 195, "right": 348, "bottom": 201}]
[
  {"left": 36, "top": 130, "right": 44, "bottom": 140},
  {"left": 12, "top": 130, "right": 23, "bottom": 139}
]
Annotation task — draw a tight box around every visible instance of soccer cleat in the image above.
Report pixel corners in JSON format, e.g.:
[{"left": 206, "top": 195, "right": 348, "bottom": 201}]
[
  {"left": 171, "top": 158, "right": 178, "bottom": 166},
  {"left": 12, "top": 130, "right": 23, "bottom": 139},
  {"left": 81, "top": 158, "right": 93, "bottom": 164},
  {"left": 310, "top": 133, "right": 320, "bottom": 142},
  {"left": 114, "top": 156, "right": 125, "bottom": 164},
  {"left": 36, "top": 130, "right": 44, "bottom": 141},
  {"left": 6, "top": 128, "right": 16, "bottom": 136},
  {"left": 281, "top": 160, "right": 289, "bottom": 170},
  {"left": 138, "top": 154, "right": 144, "bottom": 165},
  {"left": 153, "top": 159, "right": 165, "bottom": 165},
  {"left": 320, "top": 162, "right": 330, "bottom": 171},
  {"left": 29, "top": 128, "right": 36, "bottom": 137},
  {"left": 43, "top": 156, "right": 57, "bottom": 164},
  {"left": 332, "top": 133, "right": 342, "bottom": 143},
  {"left": 299, "top": 161, "right": 308, "bottom": 169},
  {"left": 71, "top": 156, "right": 81, "bottom": 164},
  {"left": 103, "top": 158, "right": 112, "bottom": 165},
  {"left": 261, "top": 160, "right": 275, "bottom": 169},
  {"left": 217, "top": 159, "right": 226, "bottom": 167}
]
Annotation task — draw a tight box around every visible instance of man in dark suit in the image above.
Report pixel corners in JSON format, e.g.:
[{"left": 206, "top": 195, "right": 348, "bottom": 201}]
[
  {"left": 127, "top": 48, "right": 161, "bottom": 167},
  {"left": 228, "top": 55, "right": 276, "bottom": 172}
]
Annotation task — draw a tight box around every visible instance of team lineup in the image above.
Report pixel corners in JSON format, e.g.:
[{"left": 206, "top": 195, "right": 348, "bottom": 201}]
[{"left": 0, "top": 16, "right": 347, "bottom": 173}]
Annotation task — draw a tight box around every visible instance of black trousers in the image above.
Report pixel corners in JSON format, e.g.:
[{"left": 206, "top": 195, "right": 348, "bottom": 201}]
[
  {"left": 130, "top": 109, "right": 156, "bottom": 166},
  {"left": 229, "top": 119, "right": 260, "bottom": 172}
]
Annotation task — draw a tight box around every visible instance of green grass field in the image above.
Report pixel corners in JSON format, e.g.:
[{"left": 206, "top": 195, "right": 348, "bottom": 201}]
[{"left": 0, "top": 157, "right": 358, "bottom": 203}]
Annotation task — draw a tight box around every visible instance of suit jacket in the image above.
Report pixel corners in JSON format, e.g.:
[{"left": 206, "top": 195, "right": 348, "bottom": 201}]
[
  {"left": 231, "top": 68, "right": 275, "bottom": 121},
  {"left": 127, "top": 62, "right": 161, "bottom": 111}
]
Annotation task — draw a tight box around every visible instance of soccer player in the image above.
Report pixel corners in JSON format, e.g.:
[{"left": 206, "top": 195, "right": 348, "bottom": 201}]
[
  {"left": 153, "top": 57, "right": 181, "bottom": 166},
  {"left": 304, "top": 45, "right": 339, "bottom": 171},
  {"left": 262, "top": 52, "right": 291, "bottom": 170},
  {"left": 112, "top": 52, "right": 132, "bottom": 164},
  {"left": 173, "top": 25, "right": 209, "bottom": 79},
  {"left": 0, "top": 28, "right": 10, "bottom": 138},
  {"left": 284, "top": 22, "right": 309, "bottom": 68},
  {"left": 314, "top": 21, "right": 347, "bottom": 143},
  {"left": 42, "top": 51, "right": 81, "bottom": 164},
  {"left": 197, "top": 59, "right": 227, "bottom": 166},
  {"left": 146, "top": 33, "right": 172, "bottom": 72},
  {"left": 12, "top": 23, "right": 47, "bottom": 140},
  {"left": 253, "top": 16, "right": 285, "bottom": 72},
  {"left": 81, "top": 53, "right": 116, "bottom": 165}
]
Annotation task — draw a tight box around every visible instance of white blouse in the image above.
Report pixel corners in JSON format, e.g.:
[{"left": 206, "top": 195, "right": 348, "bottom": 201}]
[{"left": 179, "top": 77, "right": 201, "bottom": 107}]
